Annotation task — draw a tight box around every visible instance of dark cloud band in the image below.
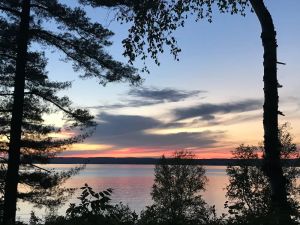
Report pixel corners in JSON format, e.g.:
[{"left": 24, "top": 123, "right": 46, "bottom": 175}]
[
  {"left": 86, "top": 113, "right": 223, "bottom": 149},
  {"left": 128, "top": 87, "right": 204, "bottom": 102},
  {"left": 88, "top": 87, "right": 204, "bottom": 109},
  {"left": 174, "top": 99, "right": 262, "bottom": 121}
]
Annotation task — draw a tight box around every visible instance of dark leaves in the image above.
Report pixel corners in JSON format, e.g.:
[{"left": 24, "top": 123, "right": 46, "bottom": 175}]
[
  {"left": 116, "top": 0, "right": 252, "bottom": 71},
  {"left": 66, "top": 184, "right": 113, "bottom": 219}
]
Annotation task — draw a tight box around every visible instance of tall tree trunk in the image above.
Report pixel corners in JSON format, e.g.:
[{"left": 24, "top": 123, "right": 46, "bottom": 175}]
[
  {"left": 250, "top": 0, "right": 290, "bottom": 223},
  {"left": 3, "top": 0, "right": 31, "bottom": 224}
]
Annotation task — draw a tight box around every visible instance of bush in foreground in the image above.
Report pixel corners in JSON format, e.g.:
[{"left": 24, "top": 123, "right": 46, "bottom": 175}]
[{"left": 29, "top": 184, "right": 137, "bottom": 225}]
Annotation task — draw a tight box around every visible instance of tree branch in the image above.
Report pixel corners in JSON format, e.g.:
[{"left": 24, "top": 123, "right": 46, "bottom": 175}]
[
  {"left": 0, "top": 5, "right": 21, "bottom": 16},
  {"left": 0, "top": 92, "right": 13, "bottom": 96},
  {"left": 0, "top": 52, "right": 17, "bottom": 60},
  {"left": 71, "top": 0, "right": 134, "bottom": 7},
  {"left": 24, "top": 163, "right": 51, "bottom": 173}
]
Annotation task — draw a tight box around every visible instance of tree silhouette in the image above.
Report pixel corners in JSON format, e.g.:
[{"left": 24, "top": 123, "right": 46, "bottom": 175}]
[
  {"left": 0, "top": 35, "right": 94, "bottom": 216},
  {"left": 109, "top": 1, "right": 288, "bottom": 221},
  {"left": 0, "top": 0, "right": 140, "bottom": 223},
  {"left": 42, "top": 184, "right": 138, "bottom": 225},
  {"left": 140, "top": 151, "right": 219, "bottom": 225},
  {"left": 225, "top": 123, "right": 300, "bottom": 225}
]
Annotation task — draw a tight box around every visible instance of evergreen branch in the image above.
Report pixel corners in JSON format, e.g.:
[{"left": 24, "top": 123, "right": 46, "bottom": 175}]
[
  {"left": 32, "top": 29, "right": 98, "bottom": 63},
  {"left": 0, "top": 155, "right": 50, "bottom": 173},
  {"left": 0, "top": 156, "right": 7, "bottom": 162},
  {"left": 0, "top": 5, "right": 21, "bottom": 16},
  {"left": 0, "top": 52, "right": 17, "bottom": 60},
  {"left": 31, "top": 90, "right": 90, "bottom": 123},
  {"left": 24, "top": 163, "right": 51, "bottom": 173},
  {"left": 0, "top": 109, "right": 12, "bottom": 113},
  {"left": 32, "top": 29, "right": 140, "bottom": 84},
  {"left": 32, "top": 91, "right": 72, "bottom": 115},
  {"left": 33, "top": 1, "right": 114, "bottom": 40},
  {"left": 30, "top": 3, "right": 47, "bottom": 11},
  {"left": 0, "top": 92, "right": 14, "bottom": 96}
]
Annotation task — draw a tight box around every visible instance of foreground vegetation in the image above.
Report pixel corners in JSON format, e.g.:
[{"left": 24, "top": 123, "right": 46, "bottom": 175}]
[{"left": 11, "top": 125, "right": 300, "bottom": 225}]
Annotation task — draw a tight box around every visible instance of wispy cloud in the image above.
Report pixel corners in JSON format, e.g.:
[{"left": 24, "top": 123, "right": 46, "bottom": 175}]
[
  {"left": 128, "top": 87, "right": 204, "bottom": 102},
  {"left": 173, "top": 99, "right": 262, "bottom": 121},
  {"left": 88, "top": 87, "right": 205, "bottom": 109}
]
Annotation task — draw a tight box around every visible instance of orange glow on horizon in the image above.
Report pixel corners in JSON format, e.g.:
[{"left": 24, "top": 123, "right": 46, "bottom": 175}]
[
  {"left": 70, "top": 143, "right": 114, "bottom": 151},
  {"left": 59, "top": 147, "right": 235, "bottom": 159}
]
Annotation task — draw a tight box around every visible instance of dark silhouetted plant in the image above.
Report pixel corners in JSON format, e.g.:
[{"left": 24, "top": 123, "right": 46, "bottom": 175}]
[
  {"left": 225, "top": 123, "right": 300, "bottom": 225},
  {"left": 140, "top": 150, "right": 222, "bottom": 225},
  {"left": 66, "top": 183, "right": 113, "bottom": 219},
  {"left": 40, "top": 183, "right": 138, "bottom": 225}
]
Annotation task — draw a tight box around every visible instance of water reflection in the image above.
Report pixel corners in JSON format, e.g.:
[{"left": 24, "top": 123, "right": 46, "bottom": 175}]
[{"left": 17, "top": 164, "right": 228, "bottom": 221}]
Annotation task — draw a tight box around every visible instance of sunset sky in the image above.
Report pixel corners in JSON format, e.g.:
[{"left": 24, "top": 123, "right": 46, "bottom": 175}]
[{"left": 46, "top": 1, "right": 300, "bottom": 158}]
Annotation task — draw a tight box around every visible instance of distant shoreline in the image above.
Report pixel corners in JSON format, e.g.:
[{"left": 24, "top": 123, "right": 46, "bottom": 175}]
[{"left": 49, "top": 157, "right": 300, "bottom": 166}]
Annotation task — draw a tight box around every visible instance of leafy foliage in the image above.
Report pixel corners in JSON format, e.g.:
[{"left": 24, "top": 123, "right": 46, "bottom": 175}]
[
  {"left": 43, "top": 184, "right": 138, "bottom": 225},
  {"left": 66, "top": 183, "right": 113, "bottom": 218},
  {"left": 29, "top": 211, "right": 42, "bottom": 225},
  {"left": 75, "top": 1, "right": 254, "bottom": 71},
  {"left": 140, "top": 150, "right": 221, "bottom": 225},
  {"left": 101, "top": 0, "right": 251, "bottom": 71},
  {"left": 225, "top": 123, "right": 300, "bottom": 224}
]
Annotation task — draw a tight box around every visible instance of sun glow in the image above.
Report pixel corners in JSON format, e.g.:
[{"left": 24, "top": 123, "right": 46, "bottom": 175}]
[{"left": 70, "top": 143, "right": 114, "bottom": 151}]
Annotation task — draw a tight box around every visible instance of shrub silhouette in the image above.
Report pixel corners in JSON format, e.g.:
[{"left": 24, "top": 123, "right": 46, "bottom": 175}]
[
  {"left": 225, "top": 123, "right": 300, "bottom": 225},
  {"left": 140, "top": 150, "right": 221, "bottom": 225},
  {"left": 33, "top": 184, "right": 138, "bottom": 225}
]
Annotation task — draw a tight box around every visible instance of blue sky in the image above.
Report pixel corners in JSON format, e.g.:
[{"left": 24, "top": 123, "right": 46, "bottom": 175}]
[{"left": 44, "top": 1, "right": 300, "bottom": 158}]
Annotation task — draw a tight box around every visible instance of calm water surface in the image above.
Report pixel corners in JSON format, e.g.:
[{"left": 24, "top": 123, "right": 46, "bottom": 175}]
[{"left": 17, "top": 164, "right": 228, "bottom": 221}]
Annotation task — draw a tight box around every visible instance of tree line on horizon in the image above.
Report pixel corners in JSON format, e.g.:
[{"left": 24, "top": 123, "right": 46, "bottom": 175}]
[{"left": 0, "top": 0, "right": 298, "bottom": 224}]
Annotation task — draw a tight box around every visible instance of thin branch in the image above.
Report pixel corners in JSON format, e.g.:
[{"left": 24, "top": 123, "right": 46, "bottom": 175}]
[
  {"left": 0, "top": 110, "right": 12, "bottom": 113},
  {"left": 0, "top": 52, "right": 17, "bottom": 60},
  {"left": 0, "top": 92, "right": 13, "bottom": 96},
  {"left": 0, "top": 156, "right": 8, "bottom": 162},
  {"left": 277, "top": 61, "right": 286, "bottom": 65},
  {"left": 0, "top": 155, "right": 51, "bottom": 173},
  {"left": 0, "top": 5, "right": 21, "bottom": 16},
  {"left": 31, "top": 90, "right": 75, "bottom": 117},
  {"left": 24, "top": 163, "right": 51, "bottom": 173},
  {"left": 87, "top": 0, "right": 133, "bottom": 7},
  {"left": 30, "top": 3, "right": 47, "bottom": 11}
]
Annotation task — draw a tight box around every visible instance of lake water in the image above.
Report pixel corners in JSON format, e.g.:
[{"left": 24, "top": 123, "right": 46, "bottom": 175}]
[{"left": 17, "top": 164, "right": 229, "bottom": 222}]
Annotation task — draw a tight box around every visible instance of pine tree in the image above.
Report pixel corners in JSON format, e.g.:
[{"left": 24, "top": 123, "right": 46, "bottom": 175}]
[
  {"left": 0, "top": 44, "right": 92, "bottom": 214},
  {"left": 0, "top": 0, "right": 140, "bottom": 223}
]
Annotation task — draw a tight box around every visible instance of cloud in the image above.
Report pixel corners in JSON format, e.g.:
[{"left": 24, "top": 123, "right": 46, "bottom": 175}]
[
  {"left": 80, "top": 97, "right": 265, "bottom": 156},
  {"left": 128, "top": 87, "right": 203, "bottom": 102},
  {"left": 88, "top": 87, "right": 204, "bottom": 109},
  {"left": 85, "top": 113, "right": 224, "bottom": 150},
  {"left": 282, "top": 96, "right": 300, "bottom": 111},
  {"left": 95, "top": 113, "right": 161, "bottom": 135},
  {"left": 174, "top": 99, "right": 262, "bottom": 121}
]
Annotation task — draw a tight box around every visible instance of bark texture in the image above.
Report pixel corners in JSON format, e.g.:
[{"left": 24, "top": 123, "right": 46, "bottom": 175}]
[
  {"left": 3, "top": 0, "right": 31, "bottom": 223},
  {"left": 250, "top": 0, "right": 290, "bottom": 223}
]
